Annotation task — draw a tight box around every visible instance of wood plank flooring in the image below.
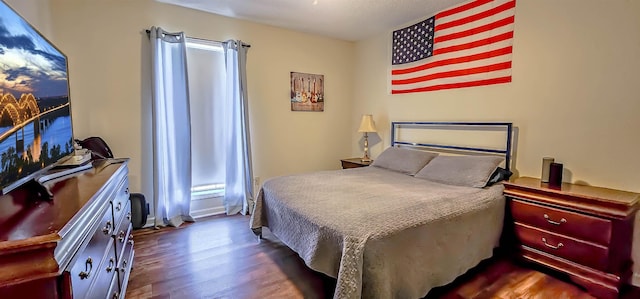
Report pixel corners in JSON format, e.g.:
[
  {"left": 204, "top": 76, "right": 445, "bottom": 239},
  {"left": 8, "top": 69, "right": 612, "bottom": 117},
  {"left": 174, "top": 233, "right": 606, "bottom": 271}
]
[{"left": 125, "top": 214, "right": 640, "bottom": 299}]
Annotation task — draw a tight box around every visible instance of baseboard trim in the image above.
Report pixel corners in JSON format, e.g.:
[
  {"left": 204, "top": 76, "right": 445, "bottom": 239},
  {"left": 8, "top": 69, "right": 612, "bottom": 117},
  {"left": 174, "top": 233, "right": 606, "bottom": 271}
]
[
  {"left": 633, "top": 272, "right": 640, "bottom": 287},
  {"left": 143, "top": 217, "right": 155, "bottom": 228},
  {"left": 141, "top": 206, "right": 225, "bottom": 228},
  {"left": 191, "top": 206, "right": 226, "bottom": 219}
]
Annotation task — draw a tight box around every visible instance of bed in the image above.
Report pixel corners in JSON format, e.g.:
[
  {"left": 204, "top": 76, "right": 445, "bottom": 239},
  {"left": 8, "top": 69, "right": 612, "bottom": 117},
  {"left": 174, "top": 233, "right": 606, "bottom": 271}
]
[{"left": 250, "top": 122, "right": 514, "bottom": 299}]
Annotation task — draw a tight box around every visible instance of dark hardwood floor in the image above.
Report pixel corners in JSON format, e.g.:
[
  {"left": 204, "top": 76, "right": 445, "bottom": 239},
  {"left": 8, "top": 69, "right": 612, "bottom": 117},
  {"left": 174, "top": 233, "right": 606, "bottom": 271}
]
[{"left": 125, "top": 214, "right": 640, "bottom": 299}]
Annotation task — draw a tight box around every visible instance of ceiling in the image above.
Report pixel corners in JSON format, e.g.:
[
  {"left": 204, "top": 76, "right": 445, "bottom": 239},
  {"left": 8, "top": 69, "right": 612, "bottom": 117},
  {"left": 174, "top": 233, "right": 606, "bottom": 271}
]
[{"left": 156, "top": 0, "right": 468, "bottom": 41}]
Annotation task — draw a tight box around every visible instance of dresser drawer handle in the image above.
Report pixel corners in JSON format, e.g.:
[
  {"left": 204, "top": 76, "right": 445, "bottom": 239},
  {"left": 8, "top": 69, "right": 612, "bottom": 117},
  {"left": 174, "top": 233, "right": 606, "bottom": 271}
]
[
  {"left": 106, "top": 257, "right": 115, "bottom": 272},
  {"left": 121, "top": 259, "right": 128, "bottom": 272},
  {"left": 113, "top": 291, "right": 119, "bottom": 299},
  {"left": 543, "top": 214, "right": 567, "bottom": 226},
  {"left": 541, "top": 237, "right": 564, "bottom": 250},
  {"left": 115, "top": 201, "right": 122, "bottom": 211},
  {"left": 126, "top": 212, "right": 131, "bottom": 221},
  {"left": 79, "top": 257, "right": 93, "bottom": 279},
  {"left": 118, "top": 230, "right": 126, "bottom": 242},
  {"left": 102, "top": 221, "right": 113, "bottom": 235}
]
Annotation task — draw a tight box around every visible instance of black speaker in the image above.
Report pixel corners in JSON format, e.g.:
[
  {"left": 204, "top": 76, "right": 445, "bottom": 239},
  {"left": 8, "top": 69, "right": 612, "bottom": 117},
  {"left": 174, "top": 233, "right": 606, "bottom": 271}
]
[
  {"left": 129, "top": 193, "right": 149, "bottom": 229},
  {"left": 548, "top": 162, "right": 563, "bottom": 188}
]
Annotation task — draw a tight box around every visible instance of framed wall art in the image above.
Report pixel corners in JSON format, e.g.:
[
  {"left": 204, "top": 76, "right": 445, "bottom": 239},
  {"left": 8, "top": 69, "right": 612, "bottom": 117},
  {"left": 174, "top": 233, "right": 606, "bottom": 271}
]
[{"left": 290, "top": 72, "right": 324, "bottom": 112}]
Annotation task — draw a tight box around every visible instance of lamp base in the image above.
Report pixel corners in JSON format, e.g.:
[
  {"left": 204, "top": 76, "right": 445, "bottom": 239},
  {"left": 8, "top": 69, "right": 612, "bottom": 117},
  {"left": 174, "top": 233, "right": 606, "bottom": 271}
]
[{"left": 362, "top": 133, "right": 372, "bottom": 163}]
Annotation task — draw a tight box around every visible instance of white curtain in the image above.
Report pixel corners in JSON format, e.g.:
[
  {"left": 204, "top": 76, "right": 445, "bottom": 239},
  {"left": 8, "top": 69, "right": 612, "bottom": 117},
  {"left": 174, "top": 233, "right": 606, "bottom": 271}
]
[
  {"left": 149, "top": 27, "right": 194, "bottom": 227},
  {"left": 222, "top": 40, "right": 254, "bottom": 215}
]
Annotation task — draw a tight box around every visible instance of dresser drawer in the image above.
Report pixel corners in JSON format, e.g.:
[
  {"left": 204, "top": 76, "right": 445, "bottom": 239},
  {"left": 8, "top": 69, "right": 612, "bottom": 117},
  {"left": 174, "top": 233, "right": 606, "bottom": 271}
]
[
  {"left": 106, "top": 273, "right": 121, "bottom": 299},
  {"left": 111, "top": 178, "right": 130, "bottom": 225},
  {"left": 69, "top": 207, "right": 114, "bottom": 299},
  {"left": 115, "top": 222, "right": 132, "bottom": 266},
  {"left": 86, "top": 239, "right": 118, "bottom": 299},
  {"left": 514, "top": 223, "right": 610, "bottom": 271},
  {"left": 114, "top": 201, "right": 132, "bottom": 261},
  {"left": 117, "top": 236, "right": 135, "bottom": 294},
  {"left": 509, "top": 199, "right": 612, "bottom": 245}
]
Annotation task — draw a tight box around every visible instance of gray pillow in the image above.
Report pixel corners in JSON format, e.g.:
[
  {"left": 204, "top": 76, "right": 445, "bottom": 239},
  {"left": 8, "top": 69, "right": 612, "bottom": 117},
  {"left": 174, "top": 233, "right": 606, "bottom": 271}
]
[
  {"left": 371, "top": 147, "right": 438, "bottom": 175},
  {"left": 414, "top": 155, "right": 504, "bottom": 188}
]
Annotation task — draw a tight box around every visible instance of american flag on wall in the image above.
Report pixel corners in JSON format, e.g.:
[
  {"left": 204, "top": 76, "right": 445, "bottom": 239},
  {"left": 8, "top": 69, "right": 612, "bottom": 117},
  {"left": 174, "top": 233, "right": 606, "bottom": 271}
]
[{"left": 391, "top": 0, "right": 516, "bottom": 94}]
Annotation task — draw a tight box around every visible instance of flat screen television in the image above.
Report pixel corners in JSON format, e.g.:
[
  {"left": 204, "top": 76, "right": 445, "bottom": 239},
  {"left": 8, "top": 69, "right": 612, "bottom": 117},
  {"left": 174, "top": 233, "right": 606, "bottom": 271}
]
[{"left": 0, "top": 1, "right": 75, "bottom": 195}]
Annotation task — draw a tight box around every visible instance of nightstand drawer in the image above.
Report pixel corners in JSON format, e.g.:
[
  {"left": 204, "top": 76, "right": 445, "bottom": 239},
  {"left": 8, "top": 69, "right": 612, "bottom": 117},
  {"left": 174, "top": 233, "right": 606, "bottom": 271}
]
[
  {"left": 509, "top": 199, "right": 612, "bottom": 245},
  {"left": 514, "top": 223, "right": 610, "bottom": 271}
]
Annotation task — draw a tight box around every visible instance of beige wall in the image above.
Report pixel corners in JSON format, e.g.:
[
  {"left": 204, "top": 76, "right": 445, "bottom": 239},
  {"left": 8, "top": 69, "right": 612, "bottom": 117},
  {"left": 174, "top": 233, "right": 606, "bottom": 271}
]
[
  {"left": 36, "top": 0, "right": 354, "bottom": 200},
  {"left": 352, "top": 0, "right": 640, "bottom": 284},
  {"left": 4, "top": 0, "right": 52, "bottom": 37}
]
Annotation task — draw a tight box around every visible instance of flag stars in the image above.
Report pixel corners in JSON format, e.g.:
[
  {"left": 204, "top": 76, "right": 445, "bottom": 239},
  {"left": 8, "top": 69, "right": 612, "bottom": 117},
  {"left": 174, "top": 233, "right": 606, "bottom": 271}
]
[{"left": 391, "top": 15, "right": 435, "bottom": 65}]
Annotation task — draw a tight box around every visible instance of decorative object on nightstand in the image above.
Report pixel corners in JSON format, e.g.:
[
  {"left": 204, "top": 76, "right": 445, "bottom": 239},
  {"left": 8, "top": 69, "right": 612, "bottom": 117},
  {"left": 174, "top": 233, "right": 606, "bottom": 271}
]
[
  {"left": 548, "top": 162, "right": 563, "bottom": 188},
  {"left": 503, "top": 177, "right": 640, "bottom": 299},
  {"left": 358, "top": 114, "right": 377, "bottom": 162},
  {"left": 541, "top": 157, "right": 554, "bottom": 183},
  {"left": 340, "top": 158, "right": 372, "bottom": 169}
]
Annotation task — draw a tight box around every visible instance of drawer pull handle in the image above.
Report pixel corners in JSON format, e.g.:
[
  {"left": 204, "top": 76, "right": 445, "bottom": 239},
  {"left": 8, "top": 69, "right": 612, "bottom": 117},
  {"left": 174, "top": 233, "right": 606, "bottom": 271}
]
[
  {"left": 126, "top": 212, "right": 131, "bottom": 220},
  {"left": 543, "top": 214, "right": 567, "bottom": 226},
  {"left": 102, "top": 221, "right": 113, "bottom": 235},
  {"left": 106, "top": 257, "right": 115, "bottom": 272},
  {"left": 541, "top": 237, "right": 564, "bottom": 250},
  {"left": 113, "top": 291, "right": 119, "bottom": 299},
  {"left": 116, "top": 202, "right": 122, "bottom": 211},
  {"left": 125, "top": 188, "right": 129, "bottom": 195},
  {"left": 118, "top": 230, "right": 126, "bottom": 242},
  {"left": 79, "top": 257, "right": 93, "bottom": 279},
  {"left": 121, "top": 259, "right": 128, "bottom": 271}
]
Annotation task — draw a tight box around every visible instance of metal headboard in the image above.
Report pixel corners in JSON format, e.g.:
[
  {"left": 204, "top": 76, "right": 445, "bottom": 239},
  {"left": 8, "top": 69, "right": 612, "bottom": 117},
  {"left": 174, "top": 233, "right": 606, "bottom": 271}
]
[{"left": 391, "top": 122, "right": 513, "bottom": 171}]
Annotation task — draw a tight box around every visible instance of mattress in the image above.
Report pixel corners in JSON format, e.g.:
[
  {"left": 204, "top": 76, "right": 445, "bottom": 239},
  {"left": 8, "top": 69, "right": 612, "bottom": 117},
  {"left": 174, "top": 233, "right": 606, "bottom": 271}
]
[{"left": 250, "top": 166, "right": 505, "bottom": 299}]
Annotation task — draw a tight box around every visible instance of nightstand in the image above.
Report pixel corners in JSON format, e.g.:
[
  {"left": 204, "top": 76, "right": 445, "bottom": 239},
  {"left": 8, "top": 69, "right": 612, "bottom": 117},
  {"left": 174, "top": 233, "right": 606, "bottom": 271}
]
[
  {"left": 340, "top": 158, "right": 372, "bottom": 169},
  {"left": 503, "top": 177, "right": 640, "bottom": 299}
]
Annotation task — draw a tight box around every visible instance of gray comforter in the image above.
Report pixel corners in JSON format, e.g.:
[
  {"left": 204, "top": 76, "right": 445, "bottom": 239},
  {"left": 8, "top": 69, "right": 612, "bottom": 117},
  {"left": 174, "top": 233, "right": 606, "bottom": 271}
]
[{"left": 250, "top": 166, "right": 505, "bottom": 299}]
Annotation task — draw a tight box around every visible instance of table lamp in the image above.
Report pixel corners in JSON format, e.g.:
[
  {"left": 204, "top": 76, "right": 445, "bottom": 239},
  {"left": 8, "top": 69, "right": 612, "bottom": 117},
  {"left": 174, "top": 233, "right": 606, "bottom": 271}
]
[{"left": 358, "top": 114, "right": 377, "bottom": 162}]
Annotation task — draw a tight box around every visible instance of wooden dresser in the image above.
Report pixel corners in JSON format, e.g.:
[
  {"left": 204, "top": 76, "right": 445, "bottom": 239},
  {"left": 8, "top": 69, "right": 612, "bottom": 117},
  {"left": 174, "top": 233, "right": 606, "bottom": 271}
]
[
  {"left": 0, "top": 159, "right": 134, "bottom": 298},
  {"left": 503, "top": 177, "right": 639, "bottom": 299}
]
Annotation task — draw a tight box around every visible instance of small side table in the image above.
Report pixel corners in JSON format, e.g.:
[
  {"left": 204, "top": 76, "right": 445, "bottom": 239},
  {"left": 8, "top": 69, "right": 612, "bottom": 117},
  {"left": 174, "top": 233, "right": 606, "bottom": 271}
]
[
  {"left": 340, "top": 158, "right": 372, "bottom": 169},
  {"left": 503, "top": 177, "right": 639, "bottom": 299}
]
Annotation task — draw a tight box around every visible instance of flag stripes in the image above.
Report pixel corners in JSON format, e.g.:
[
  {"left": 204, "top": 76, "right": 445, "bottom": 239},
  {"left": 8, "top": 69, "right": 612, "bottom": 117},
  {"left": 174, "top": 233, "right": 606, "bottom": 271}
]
[
  {"left": 435, "top": 0, "right": 515, "bottom": 31},
  {"left": 391, "top": 0, "right": 516, "bottom": 94}
]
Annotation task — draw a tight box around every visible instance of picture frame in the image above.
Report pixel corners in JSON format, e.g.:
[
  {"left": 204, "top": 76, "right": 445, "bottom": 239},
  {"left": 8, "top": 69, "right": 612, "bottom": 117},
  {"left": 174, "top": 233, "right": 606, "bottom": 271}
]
[{"left": 290, "top": 72, "right": 324, "bottom": 112}]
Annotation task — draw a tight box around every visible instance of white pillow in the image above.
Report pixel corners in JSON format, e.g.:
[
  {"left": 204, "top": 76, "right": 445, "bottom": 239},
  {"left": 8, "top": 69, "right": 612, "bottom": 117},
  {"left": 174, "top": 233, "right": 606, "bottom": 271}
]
[
  {"left": 371, "top": 147, "right": 438, "bottom": 175},
  {"left": 414, "top": 155, "right": 504, "bottom": 187}
]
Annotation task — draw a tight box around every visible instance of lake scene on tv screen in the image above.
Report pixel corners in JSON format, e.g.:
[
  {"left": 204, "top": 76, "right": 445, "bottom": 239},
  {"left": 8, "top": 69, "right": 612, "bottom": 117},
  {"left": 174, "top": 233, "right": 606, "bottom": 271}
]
[{"left": 0, "top": 2, "right": 74, "bottom": 191}]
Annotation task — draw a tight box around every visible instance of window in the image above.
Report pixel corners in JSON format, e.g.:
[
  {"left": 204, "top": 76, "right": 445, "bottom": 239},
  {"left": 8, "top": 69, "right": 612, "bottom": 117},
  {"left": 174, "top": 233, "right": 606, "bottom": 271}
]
[{"left": 185, "top": 38, "right": 226, "bottom": 200}]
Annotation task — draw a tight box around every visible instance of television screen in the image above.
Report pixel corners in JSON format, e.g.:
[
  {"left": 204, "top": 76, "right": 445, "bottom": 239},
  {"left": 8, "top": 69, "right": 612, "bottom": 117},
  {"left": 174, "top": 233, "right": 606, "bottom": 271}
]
[{"left": 0, "top": 1, "right": 74, "bottom": 194}]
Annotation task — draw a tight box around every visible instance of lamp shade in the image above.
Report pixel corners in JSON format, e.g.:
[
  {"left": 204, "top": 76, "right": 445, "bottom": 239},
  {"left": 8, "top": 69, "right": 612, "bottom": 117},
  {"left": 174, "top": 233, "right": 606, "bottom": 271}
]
[{"left": 358, "top": 114, "right": 377, "bottom": 133}]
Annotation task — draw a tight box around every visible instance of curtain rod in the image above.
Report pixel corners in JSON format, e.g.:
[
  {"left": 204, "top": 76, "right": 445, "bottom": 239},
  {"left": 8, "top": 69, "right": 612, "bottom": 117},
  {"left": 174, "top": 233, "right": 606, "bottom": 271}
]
[{"left": 145, "top": 29, "right": 251, "bottom": 48}]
